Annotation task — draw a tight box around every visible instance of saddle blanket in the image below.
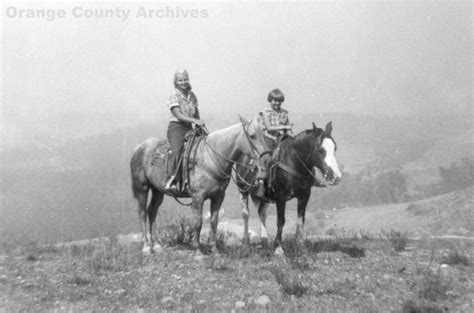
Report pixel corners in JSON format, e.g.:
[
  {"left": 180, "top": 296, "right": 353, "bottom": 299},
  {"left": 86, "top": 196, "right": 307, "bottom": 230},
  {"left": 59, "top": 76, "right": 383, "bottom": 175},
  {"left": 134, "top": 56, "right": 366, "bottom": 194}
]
[{"left": 151, "top": 139, "right": 169, "bottom": 167}]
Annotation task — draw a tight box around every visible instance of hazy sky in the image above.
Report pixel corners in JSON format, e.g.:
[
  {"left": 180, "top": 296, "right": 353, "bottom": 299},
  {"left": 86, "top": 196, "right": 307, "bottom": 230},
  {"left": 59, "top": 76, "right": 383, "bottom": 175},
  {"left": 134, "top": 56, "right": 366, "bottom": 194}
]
[{"left": 1, "top": 1, "right": 472, "bottom": 142}]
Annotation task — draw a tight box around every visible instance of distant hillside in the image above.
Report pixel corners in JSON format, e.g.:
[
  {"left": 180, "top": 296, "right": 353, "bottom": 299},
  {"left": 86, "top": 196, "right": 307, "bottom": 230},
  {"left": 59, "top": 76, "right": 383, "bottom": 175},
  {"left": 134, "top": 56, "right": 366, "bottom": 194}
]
[{"left": 313, "top": 187, "right": 473, "bottom": 238}]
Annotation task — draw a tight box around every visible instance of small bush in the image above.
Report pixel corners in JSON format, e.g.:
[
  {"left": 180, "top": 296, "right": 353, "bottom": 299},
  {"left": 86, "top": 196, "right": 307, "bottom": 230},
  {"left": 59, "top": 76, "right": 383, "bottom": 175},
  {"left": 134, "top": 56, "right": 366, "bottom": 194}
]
[
  {"left": 68, "top": 274, "right": 93, "bottom": 286},
  {"left": 271, "top": 267, "right": 308, "bottom": 297},
  {"left": 26, "top": 254, "right": 38, "bottom": 261},
  {"left": 416, "top": 269, "right": 451, "bottom": 301},
  {"left": 281, "top": 236, "right": 310, "bottom": 269},
  {"left": 382, "top": 229, "right": 409, "bottom": 251},
  {"left": 77, "top": 241, "right": 145, "bottom": 275},
  {"left": 157, "top": 216, "right": 193, "bottom": 247},
  {"left": 441, "top": 250, "right": 470, "bottom": 266},
  {"left": 401, "top": 299, "right": 445, "bottom": 313}
]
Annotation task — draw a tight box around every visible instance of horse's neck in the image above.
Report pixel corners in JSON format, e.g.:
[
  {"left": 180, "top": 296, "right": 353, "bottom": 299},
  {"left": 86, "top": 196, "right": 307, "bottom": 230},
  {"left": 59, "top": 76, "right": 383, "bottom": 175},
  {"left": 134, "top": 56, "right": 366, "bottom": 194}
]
[
  {"left": 281, "top": 135, "right": 313, "bottom": 170},
  {"left": 206, "top": 123, "right": 243, "bottom": 162}
]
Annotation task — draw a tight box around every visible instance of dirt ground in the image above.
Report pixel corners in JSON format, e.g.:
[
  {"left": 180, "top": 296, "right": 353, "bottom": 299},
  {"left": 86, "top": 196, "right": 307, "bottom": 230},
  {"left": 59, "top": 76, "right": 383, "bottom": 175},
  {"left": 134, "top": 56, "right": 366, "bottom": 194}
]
[{"left": 0, "top": 232, "right": 472, "bottom": 312}]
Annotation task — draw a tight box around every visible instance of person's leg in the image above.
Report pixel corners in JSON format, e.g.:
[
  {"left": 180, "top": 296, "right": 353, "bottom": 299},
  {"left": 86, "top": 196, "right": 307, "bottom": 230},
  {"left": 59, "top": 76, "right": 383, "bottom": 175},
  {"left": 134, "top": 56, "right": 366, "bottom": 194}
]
[{"left": 166, "top": 122, "right": 190, "bottom": 188}]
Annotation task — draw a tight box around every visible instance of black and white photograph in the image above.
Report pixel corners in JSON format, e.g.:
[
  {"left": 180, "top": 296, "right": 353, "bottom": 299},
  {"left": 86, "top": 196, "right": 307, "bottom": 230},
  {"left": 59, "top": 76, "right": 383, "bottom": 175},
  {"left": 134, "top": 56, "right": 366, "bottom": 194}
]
[{"left": 1, "top": 1, "right": 472, "bottom": 311}]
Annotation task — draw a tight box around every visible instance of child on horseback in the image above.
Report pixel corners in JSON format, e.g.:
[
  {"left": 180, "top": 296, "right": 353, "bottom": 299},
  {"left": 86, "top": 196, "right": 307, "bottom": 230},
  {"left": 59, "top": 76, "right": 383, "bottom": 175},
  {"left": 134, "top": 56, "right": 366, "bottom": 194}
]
[
  {"left": 257, "top": 89, "right": 325, "bottom": 198},
  {"left": 257, "top": 89, "right": 293, "bottom": 197},
  {"left": 165, "top": 68, "right": 205, "bottom": 191}
]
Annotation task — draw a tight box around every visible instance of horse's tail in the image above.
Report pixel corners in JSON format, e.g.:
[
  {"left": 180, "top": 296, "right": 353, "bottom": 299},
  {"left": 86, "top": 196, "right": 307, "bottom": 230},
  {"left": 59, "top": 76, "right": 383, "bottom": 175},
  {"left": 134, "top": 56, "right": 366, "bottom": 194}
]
[{"left": 130, "top": 143, "right": 149, "bottom": 199}]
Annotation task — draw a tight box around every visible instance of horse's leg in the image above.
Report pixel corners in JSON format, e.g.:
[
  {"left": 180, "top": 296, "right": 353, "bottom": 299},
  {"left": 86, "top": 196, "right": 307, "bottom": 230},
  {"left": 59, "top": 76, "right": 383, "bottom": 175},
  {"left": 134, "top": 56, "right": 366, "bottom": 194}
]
[
  {"left": 209, "top": 192, "right": 225, "bottom": 253},
  {"left": 190, "top": 194, "right": 205, "bottom": 252},
  {"left": 146, "top": 188, "right": 164, "bottom": 253},
  {"left": 135, "top": 189, "right": 150, "bottom": 253},
  {"left": 274, "top": 197, "right": 286, "bottom": 255},
  {"left": 256, "top": 198, "right": 270, "bottom": 244},
  {"left": 296, "top": 193, "right": 310, "bottom": 244},
  {"left": 240, "top": 192, "right": 251, "bottom": 246}
]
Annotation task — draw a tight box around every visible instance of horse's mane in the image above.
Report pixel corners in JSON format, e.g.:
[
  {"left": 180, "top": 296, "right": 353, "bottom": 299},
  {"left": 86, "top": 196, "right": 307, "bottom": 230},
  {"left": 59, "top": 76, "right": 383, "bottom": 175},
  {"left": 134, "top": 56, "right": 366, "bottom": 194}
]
[
  {"left": 208, "top": 115, "right": 261, "bottom": 138},
  {"left": 208, "top": 123, "right": 241, "bottom": 137},
  {"left": 280, "top": 128, "right": 323, "bottom": 153}
]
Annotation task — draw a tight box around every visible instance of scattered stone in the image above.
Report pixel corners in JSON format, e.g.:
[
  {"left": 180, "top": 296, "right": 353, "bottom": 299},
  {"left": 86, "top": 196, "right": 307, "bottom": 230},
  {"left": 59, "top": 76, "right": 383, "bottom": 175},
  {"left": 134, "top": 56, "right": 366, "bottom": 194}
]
[
  {"left": 256, "top": 295, "right": 271, "bottom": 306},
  {"left": 235, "top": 301, "right": 246, "bottom": 308},
  {"left": 161, "top": 296, "right": 176, "bottom": 305}
]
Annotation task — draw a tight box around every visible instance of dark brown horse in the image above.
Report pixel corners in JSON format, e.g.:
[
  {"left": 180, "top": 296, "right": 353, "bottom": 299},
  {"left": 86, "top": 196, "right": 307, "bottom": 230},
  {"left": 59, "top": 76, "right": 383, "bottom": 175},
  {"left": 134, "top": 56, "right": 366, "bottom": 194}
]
[
  {"left": 130, "top": 116, "right": 271, "bottom": 254},
  {"left": 236, "top": 122, "right": 342, "bottom": 254}
]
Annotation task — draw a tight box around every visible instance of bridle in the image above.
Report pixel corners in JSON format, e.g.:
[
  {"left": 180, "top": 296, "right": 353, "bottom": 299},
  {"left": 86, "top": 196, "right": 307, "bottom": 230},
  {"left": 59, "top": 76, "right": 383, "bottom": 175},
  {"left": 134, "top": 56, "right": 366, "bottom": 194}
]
[
  {"left": 238, "top": 115, "right": 272, "bottom": 163},
  {"left": 276, "top": 133, "right": 331, "bottom": 182}
]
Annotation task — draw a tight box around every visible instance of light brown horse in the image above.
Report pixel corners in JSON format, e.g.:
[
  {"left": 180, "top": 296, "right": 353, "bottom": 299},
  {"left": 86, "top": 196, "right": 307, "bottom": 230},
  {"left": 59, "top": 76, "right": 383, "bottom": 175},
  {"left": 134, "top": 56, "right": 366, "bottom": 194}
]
[{"left": 130, "top": 116, "right": 271, "bottom": 254}]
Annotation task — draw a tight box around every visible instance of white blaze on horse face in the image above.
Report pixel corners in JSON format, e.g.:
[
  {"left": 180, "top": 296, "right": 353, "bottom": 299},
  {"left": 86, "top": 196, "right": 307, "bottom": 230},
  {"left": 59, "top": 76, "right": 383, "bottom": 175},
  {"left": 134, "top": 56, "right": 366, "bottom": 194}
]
[{"left": 322, "top": 138, "right": 342, "bottom": 179}]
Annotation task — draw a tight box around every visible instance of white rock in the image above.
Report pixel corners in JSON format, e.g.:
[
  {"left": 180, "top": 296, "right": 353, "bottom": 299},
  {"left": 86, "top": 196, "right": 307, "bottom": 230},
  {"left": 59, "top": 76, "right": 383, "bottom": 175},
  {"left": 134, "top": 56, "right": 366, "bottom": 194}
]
[
  {"left": 256, "top": 295, "right": 271, "bottom": 306},
  {"left": 235, "top": 301, "right": 246, "bottom": 308},
  {"left": 160, "top": 296, "right": 176, "bottom": 305}
]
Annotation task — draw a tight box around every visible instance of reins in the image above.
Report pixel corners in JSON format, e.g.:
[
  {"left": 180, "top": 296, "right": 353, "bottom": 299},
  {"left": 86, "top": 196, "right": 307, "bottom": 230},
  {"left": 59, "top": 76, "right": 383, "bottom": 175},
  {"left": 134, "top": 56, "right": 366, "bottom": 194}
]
[{"left": 191, "top": 119, "right": 271, "bottom": 183}]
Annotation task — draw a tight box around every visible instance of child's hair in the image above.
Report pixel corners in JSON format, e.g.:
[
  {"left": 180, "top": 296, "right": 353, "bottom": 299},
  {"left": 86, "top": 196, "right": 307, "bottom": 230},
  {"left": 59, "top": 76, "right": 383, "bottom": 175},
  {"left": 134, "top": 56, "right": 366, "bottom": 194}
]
[{"left": 267, "top": 89, "right": 285, "bottom": 103}]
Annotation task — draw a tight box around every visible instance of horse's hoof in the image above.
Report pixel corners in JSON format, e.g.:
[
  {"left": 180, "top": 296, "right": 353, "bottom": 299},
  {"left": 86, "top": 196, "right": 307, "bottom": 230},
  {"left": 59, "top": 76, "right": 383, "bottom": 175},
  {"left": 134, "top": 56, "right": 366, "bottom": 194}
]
[
  {"left": 194, "top": 250, "right": 208, "bottom": 261},
  {"left": 274, "top": 247, "right": 285, "bottom": 257},
  {"left": 153, "top": 243, "right": 163, "bottom": 251},
  {"left": 211, "top": 247, "right": 222, "bottom": 258},
  {"left": 142, "top": 245, "right": 152, "bottom": 255},
  {"left": 190, "top": 240, "right": 200, "bottom": 251},
  {"left": 240, "top": 245, "right": 250, "bottom": 258}
]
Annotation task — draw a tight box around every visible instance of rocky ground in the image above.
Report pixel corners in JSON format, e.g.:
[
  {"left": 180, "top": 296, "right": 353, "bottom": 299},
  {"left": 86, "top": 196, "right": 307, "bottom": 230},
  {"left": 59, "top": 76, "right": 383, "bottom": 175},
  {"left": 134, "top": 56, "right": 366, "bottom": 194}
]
[{"left": 0, "top": 226, "right": 472, "bottom": 312}]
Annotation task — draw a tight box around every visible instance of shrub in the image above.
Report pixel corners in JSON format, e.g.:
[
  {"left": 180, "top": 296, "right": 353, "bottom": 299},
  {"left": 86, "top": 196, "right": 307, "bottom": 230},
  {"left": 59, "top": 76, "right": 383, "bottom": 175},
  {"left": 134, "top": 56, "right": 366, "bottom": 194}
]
[
  {"left": 68, "top": 274, "right": 93, "bottom": 286},
  {"left": 416, "top": 269, "right": 451, "bottom": 301},
  {"left": 157, "top": 216, "right": 193, "bottom": 247},
  {"left": 271, "top": 267, "right": 308, "bottom": 297},
  {"left": 439, "top": 157, "right": 473, "bottom": 192},
  {"left": 441, "top": 250, "right": 471, "bottom": 266},
  {"left": 382, "top": 229, "right": 409, "bottom": 251},
  {"left": 401, "top": 299, "right": 445, "bottom": 313},
  {"left": 73, "top": 240, "right": 145, "bottom": 275}
]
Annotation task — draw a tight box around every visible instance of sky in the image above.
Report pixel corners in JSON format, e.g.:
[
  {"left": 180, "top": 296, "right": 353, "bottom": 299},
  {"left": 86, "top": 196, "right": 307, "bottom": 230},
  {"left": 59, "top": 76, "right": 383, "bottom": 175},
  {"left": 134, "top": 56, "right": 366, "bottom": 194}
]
[{"left": 1, "top": 1, "right": 472, "bottom": 143}]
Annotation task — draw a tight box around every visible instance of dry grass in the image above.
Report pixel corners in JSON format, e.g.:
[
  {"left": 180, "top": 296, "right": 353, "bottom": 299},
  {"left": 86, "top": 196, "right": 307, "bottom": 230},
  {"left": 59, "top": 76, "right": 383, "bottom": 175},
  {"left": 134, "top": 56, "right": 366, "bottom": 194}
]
[{"left": 0, "top": 223, "right": 472, "bottom": 312}]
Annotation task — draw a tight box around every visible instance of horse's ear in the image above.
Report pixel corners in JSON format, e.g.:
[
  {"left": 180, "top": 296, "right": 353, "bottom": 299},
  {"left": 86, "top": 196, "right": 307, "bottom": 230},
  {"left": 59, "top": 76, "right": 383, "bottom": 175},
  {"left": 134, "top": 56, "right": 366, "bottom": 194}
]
[
  {"left": 239, "top": 114, "right": 249, "bottom": 126},
  {"left": 325, "top": 121, "right": 333, "bottom": 136},
  {"left": 312, "top": 122, "right": 317, "bottom": 132}
]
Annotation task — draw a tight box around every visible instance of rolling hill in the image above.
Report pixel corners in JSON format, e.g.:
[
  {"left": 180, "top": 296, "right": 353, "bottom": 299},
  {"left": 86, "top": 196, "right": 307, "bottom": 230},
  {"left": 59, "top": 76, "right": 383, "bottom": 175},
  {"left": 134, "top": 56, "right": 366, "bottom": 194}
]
[{"left": 222, "top": 186, "right": 473, "bottom": 241}]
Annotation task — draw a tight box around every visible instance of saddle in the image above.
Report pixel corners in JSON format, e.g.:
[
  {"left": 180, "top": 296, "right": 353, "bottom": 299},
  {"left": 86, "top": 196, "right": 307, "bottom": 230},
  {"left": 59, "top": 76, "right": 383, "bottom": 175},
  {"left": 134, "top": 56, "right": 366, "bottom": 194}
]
[{"left": 151, "top": 128, "right": 206, "bottom": 194}]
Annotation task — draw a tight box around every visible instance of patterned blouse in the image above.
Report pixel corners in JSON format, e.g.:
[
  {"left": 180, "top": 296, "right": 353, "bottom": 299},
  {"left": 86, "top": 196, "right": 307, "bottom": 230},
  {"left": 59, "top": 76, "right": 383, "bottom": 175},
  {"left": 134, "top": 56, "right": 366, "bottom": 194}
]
[
  {"left": 167, "top": 89, "right": 198, "bottom": 122},
  {"left": 262, "top": 106, "right": 290, "bottom": 138}
]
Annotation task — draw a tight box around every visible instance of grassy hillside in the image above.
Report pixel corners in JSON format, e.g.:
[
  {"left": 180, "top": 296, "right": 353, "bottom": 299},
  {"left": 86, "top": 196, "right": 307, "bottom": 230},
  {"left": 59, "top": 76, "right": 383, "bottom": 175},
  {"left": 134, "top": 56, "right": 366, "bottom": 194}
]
[
  {"left": 1, "top": 220, "right": 472, "bottom": 312},
  {"left": 314, "top": 187, "right": 474, "bottom": 238}
]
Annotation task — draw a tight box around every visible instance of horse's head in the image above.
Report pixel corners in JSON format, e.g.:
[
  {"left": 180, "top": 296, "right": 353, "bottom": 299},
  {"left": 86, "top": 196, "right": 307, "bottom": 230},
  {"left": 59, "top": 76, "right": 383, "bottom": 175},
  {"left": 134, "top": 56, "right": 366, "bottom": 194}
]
[
  {"left": 309, "top": 122, "right": 342, "bottom": 185},
  {"left": 239, "top": 115, "right": 273, "bottom": 179}
]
